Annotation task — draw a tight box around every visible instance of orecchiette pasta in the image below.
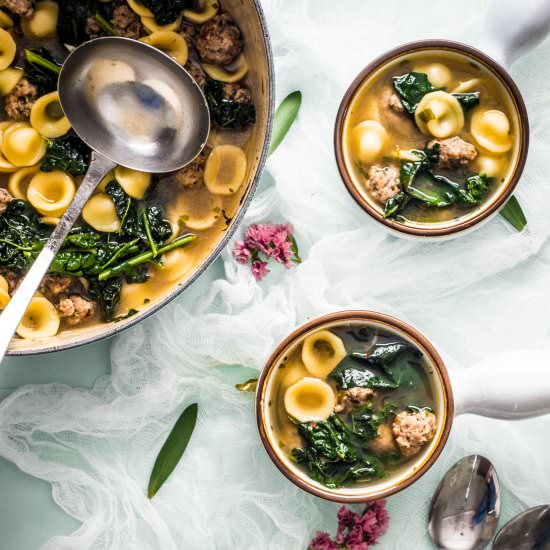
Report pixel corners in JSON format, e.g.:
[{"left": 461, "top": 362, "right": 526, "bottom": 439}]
[
  {"left": 16, "top": 296, "right": 60, "bottom": 339},
  {"left": 202, "top": 55, "right": 248, "bottom": 83},
  {"left": 0, "top": 275, "right": 9, "bottom": 309},
  {"left": 140, "top": 32, "right": 188, "bottom": 65},
  {"left": 82, "top": 193, "right": 121, "bottom": 233},
  {"left": 114, "top": 166, "right": 152, "bottom": 199},
  {"left": 159, "top": 247, "right": 195, "bottom": 282},
  {"left": 301, "top": 330, "right": 347, "bottom": 378},
  {"left": 0, "top": 10, "right": 13, "bottom": 28},
  {"left": 27, "top": 171, "right": 76, "bottom": 217},
  {"left": 21, "top": 0, "right": 59, "bottom": 38},
  {"left": 470, "top": 109, "right": 513, "bottom": 154},
  {"left": 0, "top": 28, "right": 15, "bottom": 70},
  {"left": 141, "top": 13, "right": 183, "bottom": 33},
  {"left": 352, "top": 120, "right": 389, "bottom": 163},
  {"left": 127, "top": 0, "right": 153, "bottom": 17},
  {"left": 30, "top": 91, "right": 71, "bottom": 138},
  {"left": 0, "top": 67, "right": 22, "bottom": 96},
  {"left": 284, "top": 377, "right": 336, "bottom": 422},
  {"left": 415, "top": 62, "right": 452, "bottom": 88},
  {"left": 204, "top": 145, "right": 247, "bottom": 195},
  {"left": 8, "top": 165, "right": 40, "bottom": 199},
  {"left": 97, "top": 170, "right": 115, "bottom": 192},
  {"left": 414, "top": 91, "right": 464, "bottom": 138},
  {"left": 40, "top": 216, "right": 60, "bottom": 226},
  {"left": 1, "top": 122, "right": 47, "bottom": 167},
  {"left": 178, "top": 191, "right": 223, "bottom": 231},
  {"left": 183, "top": 0, "right": 219, "bottom": 23}
]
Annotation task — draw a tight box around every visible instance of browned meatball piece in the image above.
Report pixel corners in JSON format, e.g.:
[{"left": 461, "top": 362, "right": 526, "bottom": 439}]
[
  {"left": 0, "top": 268, "right": 20, "bottom": 294},
  {"left": 366, "top": 165, "right": 400, "bottom": 204},
  {"left": 175, "top": 146, "right": 210, "bottom": 187},
  {"left": 429, "top": 136, "right": 478, "bottom": 169},
  {"left": 57, "top": 295, "right": 95, "bottom": 326},
  {"left": 4, "top": 78, "right": 39, "bottom": 121},
  {"left": 334, "top": 387, "right": 375, "bottom": 413},
  {"left": 39, "top": 275, "right": 73, "bottom": 300},
  {"left": 381, "top": 87, "right": 404, "bottom": 113},
  {"left": 392, "top": 409, "right": 437, "bottom": 457},
  {"left": 196, "top": 13, "right": 243, "bottom": 66},
  {"left": 221, "top": 81, "right": 252, "bottom": 103},
  {"left": 111, "top": 3, "right": 142, "bottom": 40},
  {"left": 0, "top": 0, "right": 34, "bottom": 18},
  {"left": 185, "top": 61, "right": 206, "bottom": 89},
  {"left": 180, "top": 21, "right": 198, "bottom": 50},
  {"left": 0, "top": 187, "right": 12, "bottom": 214},
  {"left": 84, "top": 15, "right": 102, "bottom": 39}
]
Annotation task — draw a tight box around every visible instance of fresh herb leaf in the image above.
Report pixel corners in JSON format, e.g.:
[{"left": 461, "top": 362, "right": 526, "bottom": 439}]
[
  {"left": 235, "top": 378, "right": 258, "bottom": 392},
  {"left": 268, "top": 90, "right": 302, "bottom": 156},
  {"left": 500, "top": 195, "right": 527, "bottom": 232},
  {"left": 147, "top": 403, "right": 198, "bottom": 499},
  {"left": 392, "top": 72, "right": 439, "bottom": 114},
  {"left": 41, "top": 133, "right": 91, "bottom": 176},
  {"left": 24, "top": 48, "right": 62, "bottom": 94}
]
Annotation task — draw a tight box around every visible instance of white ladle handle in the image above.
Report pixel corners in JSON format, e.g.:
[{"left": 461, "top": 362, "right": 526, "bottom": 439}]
[
  {"left": 477, "top": 0, "right": 550, "bottom": 68},
  {"left": 451, "top": 350, "right": 550, "bottom": 419},
  {"left": 0, "top": 152, "right": 116, "bottom": 361}
]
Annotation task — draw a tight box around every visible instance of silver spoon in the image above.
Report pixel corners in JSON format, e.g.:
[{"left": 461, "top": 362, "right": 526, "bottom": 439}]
[
  {"left": 0, "top": 37, "right": 210, "bottom": 359},
  {"left": 428, "top": 455, "right": 500, "bottom": 550},
  {"left": 493, "top": 505, "right": 550, "bottom": 550}
]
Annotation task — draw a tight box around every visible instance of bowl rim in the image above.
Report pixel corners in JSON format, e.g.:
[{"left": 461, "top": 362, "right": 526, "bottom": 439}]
[
  {"left": 7, "top": 0, "right": 275, "bottom": 356},
  {"left": 255, "top": 310, "right": 455, "bottom": 503},
  {"left": 334, "top": 39, "right": 529, "bottom": 238}
]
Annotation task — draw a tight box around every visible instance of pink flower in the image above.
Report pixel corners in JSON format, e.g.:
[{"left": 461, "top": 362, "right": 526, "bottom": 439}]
[
  {"left": 251, "top": 259, "right": 269, "bottom": 281},
  {"left": 232, "top": 240, "right": 251, "bottom": 264},
  {"left": 308, "top": 532, "right": 338, "bottom": 550}
]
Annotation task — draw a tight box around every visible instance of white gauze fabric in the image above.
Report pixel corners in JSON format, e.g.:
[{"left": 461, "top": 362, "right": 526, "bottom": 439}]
[{"left": 2, "top": 0, "right": 550, "bottom": 548}]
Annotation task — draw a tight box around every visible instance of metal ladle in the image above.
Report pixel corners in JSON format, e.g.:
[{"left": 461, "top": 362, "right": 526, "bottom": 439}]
[{"left": 0, "top": 37, "right": 210, "bottom": 360}]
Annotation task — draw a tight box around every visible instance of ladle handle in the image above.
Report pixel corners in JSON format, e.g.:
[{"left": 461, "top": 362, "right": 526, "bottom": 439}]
[
  {"left": 451, "top": 350, "right": 550, "bottom": 419},
  {"left": 477, "top": 0, "right": 550, "bottom": 69},
  {"left": 0, "top": 153, "right": 116, "bottom": 361}
]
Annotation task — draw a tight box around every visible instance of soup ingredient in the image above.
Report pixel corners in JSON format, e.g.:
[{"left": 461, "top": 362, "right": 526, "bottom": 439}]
[
  {"left": 196, "top": 13, "right": 242, "bottom": 66},
  {"left": 110, "top": 3, "right": 141, "bottom": 38},
  {"left": 452, "top": 92, "right": 480, "bottom": 111},
  {"left": 471, "top": 109, "right": 513, "bottom": 154},
  {"left": 302, "top": 330, "right": 347, "bottom": 378},
  {"left": 500, "top": 196, "right": 527, "bottom": 232},
  {"left": 57, "top": 293, "right": 95, "bottom": 325},
  {"left": 392, "top": 409, "right": 437, "bottom": 457},
  {"left": 416, "top": 62, "right": 451, "bottom": 88},
  {"left": 232, "top": 222, "right": 301, "bottom": 281},
  {"left": 365, "top": 165, "right": 400, "bottom": 203},
  {"left": 308, "top": 501, "right": 389, "bottom": 550},
  {"left": 41, "top": 133, "right": 91, "bottom": 176},
  {"left": 17, "top": 295, "right": 60, "bottom": 338},
  {"left": 0, "top": 0, "right": 33, "bottom": 17},
  {"left": 175, "top": 146, "right": 209, "bottom": 187},
  {"left": 284, "top": 377, "right": 336, "bottom": 422},
  {"left": 351, "top": 401, "right": 397, "bottom": 441},
  {"left": 0, "top": 186, "right": 11, "bottom": 213},
  {"left": 335, "top": 387, "right": 374, "bottom": 411},
  {"left": 138, "top": 0, "right": 188, "bottom": 26},
  {"left": 269, "top": 90, "right": 302, "bottom": 155},
  {"left": 392, "top": 71, "right": 438, "bottom": 114},
  {"left": 4, "top": 78, "right": 39, "bottom": 121},
  {"left": 24, "top": 48, "right": 61, "bottom": 95},
  {"left": 352, "top": 120, "right": 388, "bottom": 164},
  {"left": 204, "top": 144, "right": 247, "bottom": 195},
  {"left": 147, "top": 402, "right": 198, "bottom": 499},
  {"left": 415, "top": 91, "right": 464, "bottom": 138},
  {"left": 429, "top": 136, "right": 477, "bottom": 169},
  {"left": 205, "top": 78, "right": 256, "bottom": 130}
]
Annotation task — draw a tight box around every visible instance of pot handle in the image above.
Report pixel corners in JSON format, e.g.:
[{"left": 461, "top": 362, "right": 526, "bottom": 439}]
[
  {"left": 476, "top": 0, "right": 550, "bottom": 68},
  {"left": 450, "top": 350, "right": 550, "bottom": 419}
]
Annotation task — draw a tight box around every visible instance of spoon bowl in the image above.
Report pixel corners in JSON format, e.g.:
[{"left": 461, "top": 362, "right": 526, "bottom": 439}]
[
  {"left": 428, "top": 455, "right": 500, "bottom": 550},
  {"left": 493, "top": 505, "right": 550, "bottom": 550}
]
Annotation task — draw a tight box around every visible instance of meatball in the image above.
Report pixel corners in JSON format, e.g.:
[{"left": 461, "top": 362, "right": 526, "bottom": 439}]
[
  {"left": 221, "top": 81, "right": 252, "bottom": 103},
  {"left": 392, "top": 410, "right": 437, "bottom": 457},
  {"left": 39, "top": 274, "right": 73, "bottom": 300},
  {"left": 4, "top": 78, "right": 39, "bottom": 121},
  {"left": 381, "top": 87, "right": 404, "bottom": 113},
  {"left": 0, "top": 0, "right": 33, "bottom": 18},
  {"left": 185, "top": 61, "right": 206, "bottom": 89},
  {"left": 366, "top": 165, "right": 401, "bottom": 203},
  {"left": 0, "top": 187, "right": 12, "bottom": 214},
  {"left": 429, "top": 136, "right": 477, "bottom": 169},
  {"left": 111, "top": 3, "right": 142, "bottom": 40},
  {"left": 57, "top": 295, "right": 95, "bottom": 326},
  {"left": 196, "top": 13, "right": 243, "bottom": 66},
  {"left": 84, "top": 15, "right": 102, "bottom": 39},
  {"left": 334, "top": 387, "right": 375, "bottom": 413},
  {"left": 175, "top": 146, "right": 210, "bottom": 187},
  {"left": 180, "top": 21, "right": 198, "bottom": 50}
]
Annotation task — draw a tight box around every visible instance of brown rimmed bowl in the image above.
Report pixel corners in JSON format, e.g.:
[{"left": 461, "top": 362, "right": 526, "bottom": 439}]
[
  {"left": 255, "top": 310, "right": 454, "bottom": 503},
  {"left": 334, "top": 40, "right": 529, "bottom": 239}
]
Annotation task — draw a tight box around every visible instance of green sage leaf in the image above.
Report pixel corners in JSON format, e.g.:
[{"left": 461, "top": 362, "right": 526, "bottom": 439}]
[
  {"left": 268, "top": 91, "right": 302, "bottom": 156},
  {"left": 235, "top": 378, "right": 258, "bottom": 392},
  {"left": 147, "top": 403, "right": 198, "bottom": 499},
  {"left": 500, "top": 195, "right": 527, "bottom": 232}
]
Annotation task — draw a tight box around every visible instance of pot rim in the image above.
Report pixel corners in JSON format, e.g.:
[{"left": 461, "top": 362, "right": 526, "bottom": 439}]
[
  {"left": 7, "top": 1, "right": 275, "bottom": 356},
  {"left": 255, "top": 310, "right": 455, "bottom": 503},
  {"left": 334, "top": 39, "right": 529, "bottom": 238}
]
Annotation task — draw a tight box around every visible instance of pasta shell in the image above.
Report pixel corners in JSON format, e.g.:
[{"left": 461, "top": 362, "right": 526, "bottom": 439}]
[
  {"left": 0, "top": 28, "right": 16, "bottom": 71},
  {"left": 140, "top": 31, "right": 188, "bottom": 65},
  {"left": 183, "top": 0, "right": 219, "bottom": 24},
  {"left": 0, "top": 10, "right": 14, "bottom": 29},
  {"left": 82, "top": 193, "right": 120, "bottom": 233},
  {"left": 178, "top": 191, "right": 223, "bottom": 231},
  {"left": 27, "top": 171, "right": 76, "bottom": 217},
  {"left": 159, "top": 247, "right": 195, "bottom": 282},
  {"left": 127, "top": 0, "right": 154, "bottom": 17},
  {"left": 471, "top": 109, "right": 513, "bottom": 154},
  {"left": 476, "top": 155, "right": 505, "bottom": 178},
  {"left": 8, "top": 165, "right": 40, "bottom": 199},
  {"left": 204, "top": 145, "right": 247, "bottom": 195},
  {"left": 96, "top": 170, "right": 115, "bottom": 192},
  {"left": 1, "top": 122, "right": 47, "bottom": 167},
  {"left": 415, "top": 91, "right": 464, "bottom": 139},
  {"left": 30, "top": 91, "right": 71, "bottom": 138},
  {"left": 114, "top": 166, "right": 152, "bottom": 199},
  {"left": 301, "top": 330, "right": 346, "bottom": 378},
  {"left": 141, "top": 14, "right": 183, "bottom": 33},
  {"left": 415, "top": 63, "right": 452, "bottom": 88},
  {"left": 202, "top": 54, "right": 248, "bottom": 83},
  {"left": 21, "top": 1, "right": 59, "bottom": 39},
  {"left": 16, "top": 296, "right": 60, "bottom": 339},
  {"left": 352, "top": 120, "right": 388, "bottom": 163},
  {"left": 284, "top": 377, "right": 336, "bottom": 422},
  {"left": 0, "top": 67, "right": 22, "bottom": 96}
]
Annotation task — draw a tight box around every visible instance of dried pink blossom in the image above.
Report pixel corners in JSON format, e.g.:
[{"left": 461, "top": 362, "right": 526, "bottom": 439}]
[
  {"left": 232, "top": 221, "right": 301, "bottom": 281},
  {"left": 308, "top": 501, "right": 389, "bottom": 550}
]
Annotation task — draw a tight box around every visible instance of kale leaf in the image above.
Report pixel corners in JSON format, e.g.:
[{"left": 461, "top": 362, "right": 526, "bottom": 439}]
[
  {"left": 88, "top": 277, "right": 123, "bottom": 320},
  {"left": 139, "top": 0, "right": 190, "bottom": 25},
  {"left": 41, "top": 133, "right": 91, "bottom": 176},
  {"left": 392, "top": 72, "right": 439, "bottom": 114},
  {"left": 351, "top": 402, "right": 397, "bottom": 441},
  {"left": 466, "top": 173, "right": 490, "bottom": 202},
  {"left": 205, "top": 78, "right": 256, "bottom": 130},
  {"left": 328, "top": 355, "right": 397, "bottom": 390},
  {"left": 453, "top": 92, "right": 480, "bottom": 111},
  {"left": 24, "top": 48, "right": 62, "bottom": 95}
]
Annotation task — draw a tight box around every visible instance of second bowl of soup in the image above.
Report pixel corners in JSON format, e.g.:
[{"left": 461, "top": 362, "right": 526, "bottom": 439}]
[{"left": 334, "top": 41, "right": 528, "bottom": 238}]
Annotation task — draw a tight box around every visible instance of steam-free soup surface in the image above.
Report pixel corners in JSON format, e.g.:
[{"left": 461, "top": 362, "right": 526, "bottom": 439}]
[
  {"left": 269, "top": 322, "right": 439, "bottom": 489},
  {"left": 343, "top": 51, "right": 518, "bottom": 225}
]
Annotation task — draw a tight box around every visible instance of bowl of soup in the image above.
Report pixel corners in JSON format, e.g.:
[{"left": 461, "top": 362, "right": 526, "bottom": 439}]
[
  {"left": 0, "top": 0, "right": 273, "bottom": 354},
  {"left": 334, "top": 41, "right": 528, "bottom": 238},
  {"left": 256, "top": 311, "right": 453, "bottom": 502}
]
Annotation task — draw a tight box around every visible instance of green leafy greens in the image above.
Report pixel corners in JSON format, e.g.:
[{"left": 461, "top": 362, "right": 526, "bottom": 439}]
[
  {"left": 41, "top": 133, "right": 91, "bottom": 176},
  {"left": 24, "top": 48, "right": 62, "bottom": 94},
  {"left": 205, "top": 78, "right": 256, "bottom": 130}
]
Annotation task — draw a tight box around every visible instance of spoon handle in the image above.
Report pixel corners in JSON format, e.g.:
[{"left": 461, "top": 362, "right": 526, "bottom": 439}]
[{"left": 0, "top": 152, "right": 116, "bottom": 361}]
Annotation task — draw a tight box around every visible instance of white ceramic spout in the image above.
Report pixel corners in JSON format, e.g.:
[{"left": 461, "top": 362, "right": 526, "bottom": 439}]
[
  {"left": 450, "top": 350, "right": 550, "bottom": 420},
  {"left": 477, "top": 0, "right": 550, "bottom": 68}
]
